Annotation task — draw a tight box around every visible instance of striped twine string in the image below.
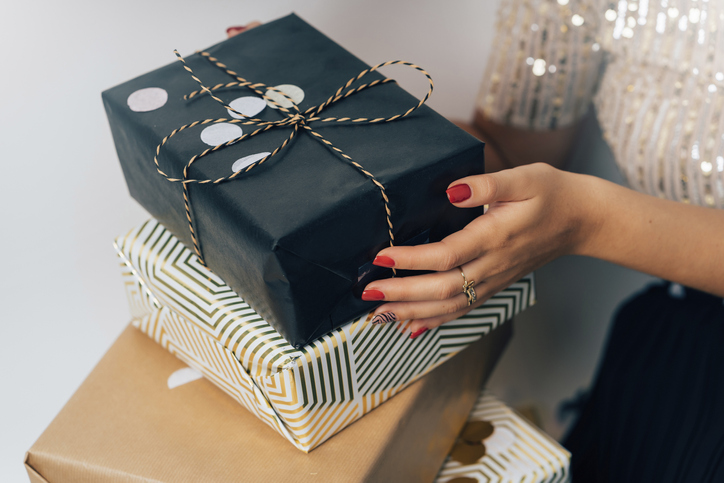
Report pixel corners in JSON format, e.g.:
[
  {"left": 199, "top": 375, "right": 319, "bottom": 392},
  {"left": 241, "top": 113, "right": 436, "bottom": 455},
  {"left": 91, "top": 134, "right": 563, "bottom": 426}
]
[{"left": 154, "top": 50, "right": 434, "bottom": 273}]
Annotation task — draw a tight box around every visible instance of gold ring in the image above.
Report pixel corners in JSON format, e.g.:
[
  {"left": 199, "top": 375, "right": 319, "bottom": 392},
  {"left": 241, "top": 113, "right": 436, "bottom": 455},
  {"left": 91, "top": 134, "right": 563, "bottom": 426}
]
[{"left": 459, "top": 267, "right": 477, "bottom": 306}]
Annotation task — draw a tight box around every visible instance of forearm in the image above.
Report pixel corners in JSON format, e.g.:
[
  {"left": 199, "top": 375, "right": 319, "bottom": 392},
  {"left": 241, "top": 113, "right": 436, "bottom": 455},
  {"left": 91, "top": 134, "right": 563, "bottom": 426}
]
[{"left": 576, "top": 174, "right": 724, "bottom": 296}]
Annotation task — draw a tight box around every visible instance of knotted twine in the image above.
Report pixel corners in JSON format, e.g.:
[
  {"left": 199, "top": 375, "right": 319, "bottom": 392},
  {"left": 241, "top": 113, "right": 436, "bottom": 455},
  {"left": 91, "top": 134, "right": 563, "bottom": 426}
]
[{"left": 153, "top": 50, "right": 434, "bottom": 274}]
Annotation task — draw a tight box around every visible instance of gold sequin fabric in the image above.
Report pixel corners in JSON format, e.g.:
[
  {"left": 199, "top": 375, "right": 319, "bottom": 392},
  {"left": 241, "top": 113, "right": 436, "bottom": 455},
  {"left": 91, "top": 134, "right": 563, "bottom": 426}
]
[{"left": 479, "top": 0, "right": 724, "bottom": 207}]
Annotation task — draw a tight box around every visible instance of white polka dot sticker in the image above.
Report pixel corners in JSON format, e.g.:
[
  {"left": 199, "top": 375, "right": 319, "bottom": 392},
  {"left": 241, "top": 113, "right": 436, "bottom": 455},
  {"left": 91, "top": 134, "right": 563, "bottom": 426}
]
[
  {"left": 200, "top": 123, "right": 243, "bottom": 146},
  {"left": 227, "top": 96, "right": 267, "bottom": 119},
  {"left": 232, "top": 152, "right": 271, "bottom": 173},
  {"left": 265, "top": 84, "right": 305, "bottom": 109},
  {"left": 483, "top": 426, "right": 516, "bottom": 453},
  {"left": 167, "top": 367, "right": 203, "bottom": 389},
  {"left": 127, "top": 87, "right": 168, "bottom": 112}
]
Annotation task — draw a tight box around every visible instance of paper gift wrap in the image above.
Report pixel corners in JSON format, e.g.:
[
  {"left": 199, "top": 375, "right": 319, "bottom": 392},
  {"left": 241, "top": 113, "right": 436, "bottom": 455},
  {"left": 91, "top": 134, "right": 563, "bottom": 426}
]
[
  {"left": 115, "top": 219, "right": 535, "bottom": 452},
  {"left": 103, "top": 13, "right": 485, "bottom": 348},
  {"left": 436, "top": 393, "right": 571, "bottom": 483},
  {"left": 26, "top": 325, "right": 511, "bottom": 483}
]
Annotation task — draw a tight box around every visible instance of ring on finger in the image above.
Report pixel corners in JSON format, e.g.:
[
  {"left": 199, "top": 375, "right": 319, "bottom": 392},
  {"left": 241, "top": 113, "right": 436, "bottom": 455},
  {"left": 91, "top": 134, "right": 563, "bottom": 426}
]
[{"left": 458, "top": 266, "right": 477, "bottom": 306}]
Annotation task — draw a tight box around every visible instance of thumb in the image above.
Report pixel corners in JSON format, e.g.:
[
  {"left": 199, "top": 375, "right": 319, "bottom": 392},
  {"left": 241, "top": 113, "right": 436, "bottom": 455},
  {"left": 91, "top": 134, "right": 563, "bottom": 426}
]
[{"left": 446, "top": 164, "right": 539, "bottom": 208}]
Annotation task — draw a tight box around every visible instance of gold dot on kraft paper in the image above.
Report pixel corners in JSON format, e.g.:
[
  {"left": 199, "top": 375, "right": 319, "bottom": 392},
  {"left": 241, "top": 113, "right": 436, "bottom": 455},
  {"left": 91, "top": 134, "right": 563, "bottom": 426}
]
[
  {"left": 449, "top": 419, "right": 498, "bottom": 465},
  {"left": 449, "top": 440, "right": 486, "bottom": 465},
  {"left": 460, "top": 420, "right": 494, "bottom": 443}
]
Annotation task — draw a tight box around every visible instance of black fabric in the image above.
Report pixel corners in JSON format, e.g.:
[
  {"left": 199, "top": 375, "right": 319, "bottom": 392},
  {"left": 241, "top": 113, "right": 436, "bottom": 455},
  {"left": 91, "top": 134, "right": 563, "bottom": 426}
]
[{"left": 564, "top": 282, "right": 724, "bottom": 482}]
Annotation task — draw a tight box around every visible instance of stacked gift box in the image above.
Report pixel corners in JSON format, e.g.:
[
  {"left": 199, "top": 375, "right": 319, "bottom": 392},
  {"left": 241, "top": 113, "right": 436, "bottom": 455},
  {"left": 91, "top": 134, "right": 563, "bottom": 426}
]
[
  {"left": 26, "top": 13, "right": 570, "bottom": 482},
  {"left": 24, "top": 325, "right": 570, "bottom": 482},
  {"left": 103, "top": 14, "right": 487, "bottom": 348},
  {"left": 115, "top": 218, "right": 535, "bottom": 451}
]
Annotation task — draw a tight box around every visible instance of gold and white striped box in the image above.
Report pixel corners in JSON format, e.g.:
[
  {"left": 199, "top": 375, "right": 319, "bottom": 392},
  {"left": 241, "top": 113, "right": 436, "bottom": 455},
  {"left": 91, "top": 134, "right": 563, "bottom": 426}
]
[
  {"left": 114, "top": 219, "right": 535, "bottom": 452},
  {"left": 436, "top": 392, "right": 570, "bottom": 483}
]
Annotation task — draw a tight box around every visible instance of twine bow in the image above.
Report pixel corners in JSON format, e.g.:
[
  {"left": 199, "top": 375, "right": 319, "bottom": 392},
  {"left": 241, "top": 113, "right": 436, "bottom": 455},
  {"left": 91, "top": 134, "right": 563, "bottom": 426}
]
[{"left": 153, "top": 50, "right": 434, "bottom": 272}]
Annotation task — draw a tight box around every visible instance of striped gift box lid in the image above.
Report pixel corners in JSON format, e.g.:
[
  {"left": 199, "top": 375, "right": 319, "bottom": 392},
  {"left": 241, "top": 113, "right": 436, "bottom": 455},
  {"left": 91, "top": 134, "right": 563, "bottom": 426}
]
[{"left": 115, "top": 219, "right": 535, "bottom": 451}]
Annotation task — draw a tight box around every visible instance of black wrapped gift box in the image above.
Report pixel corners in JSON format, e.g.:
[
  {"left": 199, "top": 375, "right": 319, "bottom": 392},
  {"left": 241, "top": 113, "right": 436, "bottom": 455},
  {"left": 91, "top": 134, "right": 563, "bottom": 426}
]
[{"left": 103, "top": 14, "right": 484, "bottom": 348}]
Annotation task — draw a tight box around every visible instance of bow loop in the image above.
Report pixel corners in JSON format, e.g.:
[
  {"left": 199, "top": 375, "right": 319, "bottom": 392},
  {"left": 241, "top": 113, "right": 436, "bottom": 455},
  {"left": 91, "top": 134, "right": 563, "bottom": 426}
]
[{"left": 154, "top": 50, "right": 434, "bottom": 272}]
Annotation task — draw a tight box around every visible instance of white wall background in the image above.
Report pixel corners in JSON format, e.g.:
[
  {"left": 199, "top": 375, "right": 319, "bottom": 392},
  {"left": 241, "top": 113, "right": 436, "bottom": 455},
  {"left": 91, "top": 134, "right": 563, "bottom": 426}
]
[{"left": 0, "top": 1, "right": 652, "bottom": 480}]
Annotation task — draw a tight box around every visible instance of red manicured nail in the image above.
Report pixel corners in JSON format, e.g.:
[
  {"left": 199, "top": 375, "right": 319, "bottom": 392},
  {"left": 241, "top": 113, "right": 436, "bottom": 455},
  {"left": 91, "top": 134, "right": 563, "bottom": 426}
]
[
  {"left": 373, "top": 255, "right": 395, "bottom": 268},
  {"left": 410, "top": 328, "right": 428, "bottom": 340},
  {"left": 226, "top": 26, "right": 246, "bottom": 35},
  {"left": 361, "top": 289, "right": 385, "bottom": 301},
  {"left": 446, "top": 184, "right": 472, "bottom": 203}
]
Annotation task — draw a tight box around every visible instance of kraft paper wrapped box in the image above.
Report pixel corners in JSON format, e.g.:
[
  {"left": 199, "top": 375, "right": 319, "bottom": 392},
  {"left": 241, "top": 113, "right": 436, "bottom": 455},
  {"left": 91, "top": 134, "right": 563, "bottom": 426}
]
[
  {"left": 436, "top": 392, "right": 571, "bottom": 482},
  {"left": 25, "top": 324, "right": 512, "bottom": 482},
  {"left": 114, "top": 219, "right": 535, "bottom": 452},
  {"left": 102, "top": 13, "right": 486, "bottom": 348}
]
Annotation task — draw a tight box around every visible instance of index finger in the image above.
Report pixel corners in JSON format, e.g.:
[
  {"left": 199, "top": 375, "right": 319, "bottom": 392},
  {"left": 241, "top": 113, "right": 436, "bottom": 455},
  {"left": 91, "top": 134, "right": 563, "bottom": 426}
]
[{"left": 374, "top": 221, "right": 486, "bottom": 271}]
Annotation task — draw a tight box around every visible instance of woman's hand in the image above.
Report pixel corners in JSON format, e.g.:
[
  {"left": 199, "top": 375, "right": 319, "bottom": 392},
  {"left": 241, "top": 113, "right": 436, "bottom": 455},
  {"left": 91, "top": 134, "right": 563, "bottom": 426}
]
[{"left": 363, "top": 163, "right": 601, "bottom": 337}]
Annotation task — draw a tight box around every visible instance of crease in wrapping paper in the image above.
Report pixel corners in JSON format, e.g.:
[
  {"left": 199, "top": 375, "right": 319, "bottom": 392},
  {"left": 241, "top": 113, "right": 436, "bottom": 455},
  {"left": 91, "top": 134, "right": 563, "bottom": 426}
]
[
  {"left": 116, "top": 219, "right": 535, "bottom": 451},
  {"left": 25, "top": 451, "right": 164, "bottom": 483},
  {"left": 272, "top": 244, "right": 350, "bottom": 340},
  {"left": 24, "top": 454, "right": 49, "bottom": 483}
]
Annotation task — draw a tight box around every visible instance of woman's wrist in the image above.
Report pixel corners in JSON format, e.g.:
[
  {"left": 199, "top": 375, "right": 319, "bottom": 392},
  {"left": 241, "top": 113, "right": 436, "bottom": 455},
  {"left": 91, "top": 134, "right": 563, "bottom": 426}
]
[{"left": 565, "top": 171, "right": 610, "bottom": 259}]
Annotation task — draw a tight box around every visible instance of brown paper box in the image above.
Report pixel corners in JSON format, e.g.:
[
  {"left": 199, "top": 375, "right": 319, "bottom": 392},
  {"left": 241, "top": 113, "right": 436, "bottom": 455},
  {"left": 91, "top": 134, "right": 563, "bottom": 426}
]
[{"left": 25, "top": 322, "right": 511, "bottom": 482}]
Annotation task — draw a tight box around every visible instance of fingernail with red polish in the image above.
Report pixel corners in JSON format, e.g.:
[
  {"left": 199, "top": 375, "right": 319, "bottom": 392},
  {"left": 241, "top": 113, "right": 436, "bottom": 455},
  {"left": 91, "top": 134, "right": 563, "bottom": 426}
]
[
  {"left": 372, "top": 312, "right": 398, "bottom": 325},
  {"left": 410, "top": 328, "right": 428, "bottom": 340},
  {"left": 373, "top": 255, "right": 395, "bottom": 268},
  {"left": 226, "top": 26, "right": 246, "bottom": 35},
  {"left": 361, "top": 289, "right": 385, "bottom": 301},
  {"left": 446, "top": 184, "right": 471, "bottom": 203}
]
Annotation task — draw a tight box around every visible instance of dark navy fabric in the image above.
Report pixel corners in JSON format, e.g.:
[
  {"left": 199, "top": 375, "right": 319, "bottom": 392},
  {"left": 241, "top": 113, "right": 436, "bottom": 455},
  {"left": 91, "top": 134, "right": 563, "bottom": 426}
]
[{"left": 564, "top": 282, "right": 724, "bottom": 482}]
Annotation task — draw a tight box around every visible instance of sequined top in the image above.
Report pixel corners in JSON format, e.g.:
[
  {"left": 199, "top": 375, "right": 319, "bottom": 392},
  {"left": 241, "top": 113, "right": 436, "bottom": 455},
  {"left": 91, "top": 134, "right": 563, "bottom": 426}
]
[{"left": 478, "top": 0, "right": 724, "bottom": 208}]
